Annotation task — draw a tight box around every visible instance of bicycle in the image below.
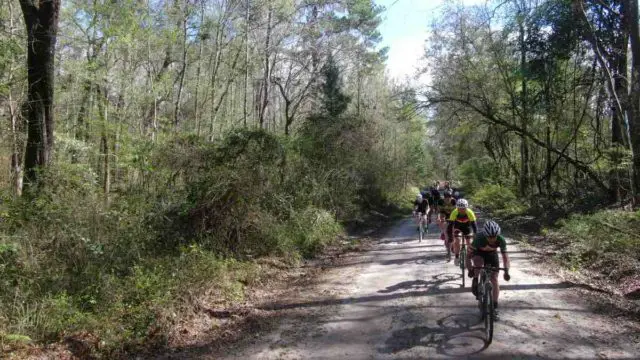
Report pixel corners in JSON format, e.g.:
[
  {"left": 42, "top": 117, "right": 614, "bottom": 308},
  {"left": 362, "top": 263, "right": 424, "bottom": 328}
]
[
  {"left": 453, "top": 230, "right": 473, "bottom": 288},
  {"left": 472, "top": 265, "right": 509, "bottom": 345},
  {"left": 415, "top": 212, "right": 428, "bottom": 242}
]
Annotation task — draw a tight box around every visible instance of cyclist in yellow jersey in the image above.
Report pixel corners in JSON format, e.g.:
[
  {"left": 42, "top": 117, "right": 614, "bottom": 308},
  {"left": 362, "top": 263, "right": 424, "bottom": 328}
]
[{"left": 446, "top": 199, "right": 478, "bottom": 264}]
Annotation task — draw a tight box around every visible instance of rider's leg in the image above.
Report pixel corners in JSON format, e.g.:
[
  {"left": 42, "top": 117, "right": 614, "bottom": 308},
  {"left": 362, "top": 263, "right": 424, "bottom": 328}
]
[
  {"left": 487, "top": 253, "right": 501, "bottom": 308},
  {"left": 471, "top": 255, "right": 484, "bottom": 296},
  {"left": 464, "top": 235, "right": 473, "bottom": 267},
  {"left": 490, "top": 272, "right": 499, "bottom": 304},
  {"left": 452, "top": 230, "right": 461, "bottom": 255},
  {"left": 437, "top": 213, "right": 445, "bottom": 232}
]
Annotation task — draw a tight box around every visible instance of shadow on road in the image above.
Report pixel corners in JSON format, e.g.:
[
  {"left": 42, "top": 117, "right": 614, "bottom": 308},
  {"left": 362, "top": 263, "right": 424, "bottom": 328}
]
[
  {"left": 260, "top": 275, "right": 586, "bottom": 312},
  {"left": 379, "top": 253, "right": 444, "bottom": 266},
  {"left": 379, "top": 313, "right": 488, "bottom": 356}
]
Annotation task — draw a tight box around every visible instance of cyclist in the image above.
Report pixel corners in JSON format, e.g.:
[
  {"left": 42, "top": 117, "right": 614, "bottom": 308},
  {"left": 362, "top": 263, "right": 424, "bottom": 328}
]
[
  {"left": 469, "top": 220, "right": 511, "bottom": 320},
  {"left": 428, "top": 185, "right": 441, "bottom": 224},
  {"left": 446, "top": 198, "right": 477, "bottom": 264},
  {"left": 436, "top": 190, "right": 456, "bottom": 241},
  {"left": 412, "top": 193, "right": 429, "bottom": 233},
  {"left": 443, "top": 181, "right": 452, "bottom": 192}
]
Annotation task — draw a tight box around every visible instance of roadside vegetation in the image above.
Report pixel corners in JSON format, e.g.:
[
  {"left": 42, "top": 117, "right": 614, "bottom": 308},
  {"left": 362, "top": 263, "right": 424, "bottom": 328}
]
[
  {"left": 421, "top": 0, "right": 640, "bottom": 302},
  {"left": 0, "top": 1, "right": 427, "bottom": 357},
  {"left": 3, "top": 0, "right": 640, "bottom": 356}
]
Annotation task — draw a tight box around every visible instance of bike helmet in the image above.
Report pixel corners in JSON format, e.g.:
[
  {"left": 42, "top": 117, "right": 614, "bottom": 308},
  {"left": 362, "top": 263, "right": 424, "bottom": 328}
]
[
  {"left": 444, "top": 190, "right": 453, "bottom": 197},
  {"left": 456, "top": 198, "right": 468, "bottom": 209},
  {"left": 416, "top": 193, "right": 423, "bottom": 201},
  {"left": 483, "top": 220, "right": 501, "bottom": 236}
]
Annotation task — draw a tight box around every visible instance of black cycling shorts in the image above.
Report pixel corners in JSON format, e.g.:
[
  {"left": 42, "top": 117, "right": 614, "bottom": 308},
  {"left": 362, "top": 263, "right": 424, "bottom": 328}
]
[
  {"left": 474, "top": 251, "right": 499, "bottom": 268},
  {"left": 454, "top": 223, "right": 472, "bottom": 236}
]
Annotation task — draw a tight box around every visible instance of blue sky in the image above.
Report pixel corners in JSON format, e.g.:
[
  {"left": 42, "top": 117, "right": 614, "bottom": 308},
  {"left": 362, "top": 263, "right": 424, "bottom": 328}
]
[{"left": 375, "top": 0, "right": 486, "bottom": 82}]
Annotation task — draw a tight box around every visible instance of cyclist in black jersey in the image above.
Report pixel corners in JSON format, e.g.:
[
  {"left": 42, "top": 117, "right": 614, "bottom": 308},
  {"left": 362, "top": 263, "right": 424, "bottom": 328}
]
[
  {"left": 469, "top": 220, "right": 511, "bottom": 320},
  {"left": 412, "top": 193, "right": 429, "bottom": 232},
  {"left": 436, "top": 190, "right": 457, "bottom": 241}
]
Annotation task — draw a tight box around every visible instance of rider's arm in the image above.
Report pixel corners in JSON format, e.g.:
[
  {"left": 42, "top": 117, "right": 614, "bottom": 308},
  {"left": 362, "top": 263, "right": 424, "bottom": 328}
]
[
  {"left": 499, "top": 236, "right": 510, "bottom": 268},
  {"left": 446, "top": 209, "right": 457, "bottom": 238},
  {"left": 501, "top": 251, "right": 510, "bottom": 269},
  {"left": 468, "top": 209, "right": 478, "bottom": 234},
  {"left": 468, "top": 244, "right": 475, "bottom": 257}
]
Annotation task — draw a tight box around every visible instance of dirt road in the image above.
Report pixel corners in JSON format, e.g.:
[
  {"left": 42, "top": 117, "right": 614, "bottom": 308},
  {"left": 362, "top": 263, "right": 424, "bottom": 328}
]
[{"left": 167, "top": 218, "right": 640, "bottom": 359}]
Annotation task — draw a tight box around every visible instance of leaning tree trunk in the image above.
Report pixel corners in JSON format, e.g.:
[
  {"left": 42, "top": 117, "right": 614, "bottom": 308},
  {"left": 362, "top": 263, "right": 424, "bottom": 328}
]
[
  {"left": 611, "top": 22, "right": 629, "bottom": 203},
  {"left": 623, "top": 0, "right": 640, "bottom": 205},
  {"left": 19, "top": 0, "right": 61, "bottom": 190}
]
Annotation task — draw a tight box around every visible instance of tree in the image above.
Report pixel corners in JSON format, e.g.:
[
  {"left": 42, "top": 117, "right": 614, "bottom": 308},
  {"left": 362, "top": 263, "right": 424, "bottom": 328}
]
[
  {"left": 19, "top": 0, "right": 61, "bottom": 189},
  {"left": 421, "top": 1, "right": 612, "bottom": 204}
]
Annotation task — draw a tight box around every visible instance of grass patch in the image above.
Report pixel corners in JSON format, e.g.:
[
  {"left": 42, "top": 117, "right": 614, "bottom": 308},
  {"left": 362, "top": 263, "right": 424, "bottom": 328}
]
[{"left": 549, "top": 210, "right": 640, "bottom": 282}]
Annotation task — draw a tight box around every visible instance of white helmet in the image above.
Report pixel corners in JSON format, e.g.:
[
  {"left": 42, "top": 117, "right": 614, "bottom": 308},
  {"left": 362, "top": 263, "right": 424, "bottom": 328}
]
[
  {"left": 483, "top": 220, "right": 501, "bottom": 236},
  {"left": 456, "top": 198, "right": 468, "bottom": 209},
  {"left": 416, "top": 193, "right": 423, "bottom": 202}
]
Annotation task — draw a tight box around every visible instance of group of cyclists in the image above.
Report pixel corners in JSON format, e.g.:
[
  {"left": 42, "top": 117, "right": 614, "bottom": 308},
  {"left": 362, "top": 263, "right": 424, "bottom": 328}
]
[{"left": 412, "top": 181, "right": 511, "bottom": 319}]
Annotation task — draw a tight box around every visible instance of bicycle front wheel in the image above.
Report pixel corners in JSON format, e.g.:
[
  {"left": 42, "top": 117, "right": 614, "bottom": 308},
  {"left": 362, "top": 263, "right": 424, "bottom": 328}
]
[
  {"left": 484, "top": 283, "right": 494, "bottom": 344},
  {"left": 460, "top": 245, "right": 466, "bottom": 288}
]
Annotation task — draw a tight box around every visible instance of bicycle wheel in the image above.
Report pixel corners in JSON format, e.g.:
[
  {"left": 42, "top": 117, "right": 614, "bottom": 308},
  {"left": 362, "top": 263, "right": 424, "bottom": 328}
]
[
  {"left": 460, "top": 244, "right": 466, "bottom": 288},
  {"left": 484, "top": 282, "right": 494, "bottom": 344},
  {"left": 477, "top": 275, "right": 485, "bottom": 315},
  {"left": 419, "top": 223, "right": 423, "bottom": 242}
]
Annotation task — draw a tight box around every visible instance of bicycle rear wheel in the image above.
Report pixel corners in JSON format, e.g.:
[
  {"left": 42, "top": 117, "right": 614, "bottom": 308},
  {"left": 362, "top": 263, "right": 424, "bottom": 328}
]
[{"left": 484, "top": 283, "right": 494, "bottom": 344}]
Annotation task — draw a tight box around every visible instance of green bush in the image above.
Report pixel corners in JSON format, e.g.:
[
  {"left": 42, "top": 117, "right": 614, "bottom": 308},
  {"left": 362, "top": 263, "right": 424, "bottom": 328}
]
[
  {"left": 472, "top": 184, "right": 526, "bottom": 216},
  {"left": 457, "top": 156, "right": 501, "bottom": 195},
  {"left": 553, "top": 210, "right": 640, "bottom": 277},
  {"left": 0, "top": 122, "right": 420, "bottom": 356}
]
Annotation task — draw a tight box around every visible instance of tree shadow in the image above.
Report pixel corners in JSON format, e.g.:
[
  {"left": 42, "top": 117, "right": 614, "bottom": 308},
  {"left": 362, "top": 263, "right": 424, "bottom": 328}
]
[
  {"left": 373, "top": 244, "right": 444, "bottom": 251},
  {"left": 379, "top": 253, "right": 444, "bottom": 266},
  {"left": 259, "top": 276, "right": 587, "bottom": 311},
  {"left": 378, "top": 313, "right": 489, "bottom": 356}
]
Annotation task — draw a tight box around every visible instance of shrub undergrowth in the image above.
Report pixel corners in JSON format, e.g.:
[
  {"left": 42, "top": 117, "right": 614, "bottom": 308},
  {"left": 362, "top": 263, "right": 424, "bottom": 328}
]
[
  {"left": 551, "top": 210, "right": 640, "bottom": 281},
  {"left": 0, "top": 126, "right": 414, "bottom": 356},
  {"left": 471, "top": 184, "right": 527, "bottom": 217}
]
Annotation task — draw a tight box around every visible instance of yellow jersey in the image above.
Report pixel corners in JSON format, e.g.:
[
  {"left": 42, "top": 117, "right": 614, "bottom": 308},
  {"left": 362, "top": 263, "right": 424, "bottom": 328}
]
[{"left": 448, "top": 208, "right": 477, "bottom": 223}]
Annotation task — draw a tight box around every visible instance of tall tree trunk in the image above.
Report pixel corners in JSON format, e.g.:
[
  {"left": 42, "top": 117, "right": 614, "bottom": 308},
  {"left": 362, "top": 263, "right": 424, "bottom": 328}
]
[
  {"left": 19, "top": 0, "right": 61, "bottom": 190},
  {"left": 174, "top": 9, "right": 188, "bottom": 130},
  {"left": 611, "top": 17, "right": 629, "bottom": 203},
  {"left": 259, "top": 2, "right": 273, "bottom": 128},
  {"left": 194, "top": 1, "right": 205, "bottom": 136},
  {"left": 545, "top": 122, "right": 551, "bottom": 193},
  {"left": 7, "top": 2, "right": 23, "bottom": 196},
  {"left": 97, "top": 88, "right": 110, "bottom": 199},
  {"left": 9, "top": 94, "right": 23, "bottom": 197},
  {"left": 243, "top": 0, "right": 250, "bottom": 128},
  {"left": 518, "top": 8, "right": 530, "bottom": 197},
  {"left": 623, "top": 0, "right": 640, "bottom": 205}
]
